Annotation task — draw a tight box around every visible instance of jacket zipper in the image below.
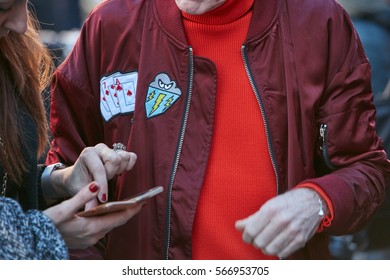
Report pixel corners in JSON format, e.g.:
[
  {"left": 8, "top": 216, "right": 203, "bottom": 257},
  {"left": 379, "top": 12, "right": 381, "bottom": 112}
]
[
  {"left": 241, "top": 45, "right": 280, "bottom": 195},
  {"left": 319, "top": 124, "right": 335, "bottom": 170},
  {"left": 163, "top": 47, "right": 195, "bottom": 260}
]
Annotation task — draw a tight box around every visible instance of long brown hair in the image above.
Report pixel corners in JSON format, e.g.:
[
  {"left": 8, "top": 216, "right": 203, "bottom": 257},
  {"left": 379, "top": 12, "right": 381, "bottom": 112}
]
[{"left": 0, "top": 11, "right": 54, "bottom": 185}]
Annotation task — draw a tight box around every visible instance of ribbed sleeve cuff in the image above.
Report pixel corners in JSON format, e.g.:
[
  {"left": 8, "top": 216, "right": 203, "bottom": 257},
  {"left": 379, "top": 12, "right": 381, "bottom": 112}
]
[{"left": 294, "top": 183, "right": 334, "bottom": 232}]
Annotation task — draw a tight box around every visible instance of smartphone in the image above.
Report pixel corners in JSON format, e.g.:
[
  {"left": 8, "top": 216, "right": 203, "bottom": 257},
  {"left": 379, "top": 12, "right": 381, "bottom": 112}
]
[{"left": 77, "top": 186, "right": 163, "bottom": 217}]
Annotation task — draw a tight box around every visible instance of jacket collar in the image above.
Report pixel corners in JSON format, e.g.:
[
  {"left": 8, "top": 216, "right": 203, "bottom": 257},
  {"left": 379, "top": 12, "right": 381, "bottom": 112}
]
[
  {"left": 154, "top": 0, "right": 278, "bottom": 46},
  {"left": 246, "top": 0, "right": 279, "bottom": 42}
]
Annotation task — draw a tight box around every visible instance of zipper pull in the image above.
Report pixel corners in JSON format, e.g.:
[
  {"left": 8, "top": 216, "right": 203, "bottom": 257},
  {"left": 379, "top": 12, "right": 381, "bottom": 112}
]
[{"left": 319, "top": 124, "right": 327, "bottom": 151}]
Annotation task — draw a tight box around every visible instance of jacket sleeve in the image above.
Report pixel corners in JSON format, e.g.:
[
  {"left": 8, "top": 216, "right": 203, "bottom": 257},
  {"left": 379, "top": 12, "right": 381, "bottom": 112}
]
[
  {"left": 46, "top": 13, "right": 105, "bottom": 166},
  {"left": 304, "top": 4, "right": 390, "bottom": 234},
  {"left": 0, "top": 198, "right": 68, "bottom": 260}
]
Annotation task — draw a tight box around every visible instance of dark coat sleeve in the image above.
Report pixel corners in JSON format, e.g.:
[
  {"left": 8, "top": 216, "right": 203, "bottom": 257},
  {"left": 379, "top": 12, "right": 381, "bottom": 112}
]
[{"left": 0, "top": 197, "right": 69, "bottom": 260}]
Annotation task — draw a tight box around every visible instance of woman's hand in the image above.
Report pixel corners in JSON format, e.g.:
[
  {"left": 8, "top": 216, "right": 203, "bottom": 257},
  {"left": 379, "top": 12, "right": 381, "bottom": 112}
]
[{"left": 43, "top": 182, "right": 143, "bottom": 249}]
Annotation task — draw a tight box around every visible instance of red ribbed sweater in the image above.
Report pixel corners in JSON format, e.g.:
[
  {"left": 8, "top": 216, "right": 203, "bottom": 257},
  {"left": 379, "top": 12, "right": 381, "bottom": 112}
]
[{"left": 183, "top": 0, "right": 278, "bottom": 260}]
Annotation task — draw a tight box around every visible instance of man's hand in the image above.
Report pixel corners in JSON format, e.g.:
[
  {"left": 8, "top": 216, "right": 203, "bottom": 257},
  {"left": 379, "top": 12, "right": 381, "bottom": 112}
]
[
  {"left": 50, "top": 143, "right": 137, "bottom": 204},
  {"left": 235, "top": 188, "right": 327, "bottom": 259}
]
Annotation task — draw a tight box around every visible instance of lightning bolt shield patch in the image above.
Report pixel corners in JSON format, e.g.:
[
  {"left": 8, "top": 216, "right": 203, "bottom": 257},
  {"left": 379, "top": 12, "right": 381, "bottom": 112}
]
[{"left": 145, "top": 73, "right": 182, "bottom": 118}]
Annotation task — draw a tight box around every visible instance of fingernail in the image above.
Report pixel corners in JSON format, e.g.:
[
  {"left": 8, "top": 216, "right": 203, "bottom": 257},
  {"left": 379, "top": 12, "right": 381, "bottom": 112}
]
[
  {"left": 101, "top": 193, "right": 107, "bottom": 202},
  {"left": 89, "top": 184, "right": 99, "bottom": 193}
]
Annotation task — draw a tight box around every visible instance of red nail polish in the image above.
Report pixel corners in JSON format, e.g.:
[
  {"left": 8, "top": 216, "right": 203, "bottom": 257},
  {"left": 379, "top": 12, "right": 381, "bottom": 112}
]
[
  {"left": 89, "top": 184, "right": 99, "bottom": 193},
  {"left": 101, "top": 193, "right": 107, "bottom": 202}
]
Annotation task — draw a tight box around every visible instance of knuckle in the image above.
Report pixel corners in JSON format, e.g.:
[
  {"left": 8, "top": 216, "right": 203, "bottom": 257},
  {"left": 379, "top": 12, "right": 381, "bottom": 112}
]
[
  {"left": 264, "top": 245, "right": 278, "bottom": 256},
  {"left": 278, "top": 214, "right": 290, "bottom": 227},
  {"left": 80, "top": 146, "right": 93, "bottom": 157},
  {"left": 120, "top": 152, "right": 131, "bottom": 162},
  {"left": 95, "top": 143, "right": 107, "bottom": 150},
  {"left": 288, "top": 222, "right": 299, "bottom": 233},
  {"left": 294, "top": 233, "right": 306, "bottom": 246},
  {"left": 111, "top": 154, "right": 122, "bottom": 165},
  {"left": 245, "top": 227, "right": 257, "bottom": 239},
  {"left": 253, "top": 237, "right": 266, "bottom": 249}
]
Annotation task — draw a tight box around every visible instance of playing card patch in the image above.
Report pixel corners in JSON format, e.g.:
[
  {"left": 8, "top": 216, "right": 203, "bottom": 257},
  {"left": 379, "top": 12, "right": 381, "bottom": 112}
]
[
  {"left": 145, "top": 73, "right": 181, "bottom": 118},
  {"left": 100, "top": 71, "right": 138, "bottom": 122}
]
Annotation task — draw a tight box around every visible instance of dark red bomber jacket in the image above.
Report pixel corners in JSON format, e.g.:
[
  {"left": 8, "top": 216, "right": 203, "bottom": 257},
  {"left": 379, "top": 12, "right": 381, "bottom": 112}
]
[{"left": 46, "top": 0, "right": 390, "bottom": 259}]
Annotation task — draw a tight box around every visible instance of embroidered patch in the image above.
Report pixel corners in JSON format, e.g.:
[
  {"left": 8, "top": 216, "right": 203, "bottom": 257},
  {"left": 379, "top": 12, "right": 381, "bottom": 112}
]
[
  {"left": 145, "top": 73, "right": 181, "bottom": 118},
  {"left": 100, "top": 71, "right": 138, "bottom": 122}
]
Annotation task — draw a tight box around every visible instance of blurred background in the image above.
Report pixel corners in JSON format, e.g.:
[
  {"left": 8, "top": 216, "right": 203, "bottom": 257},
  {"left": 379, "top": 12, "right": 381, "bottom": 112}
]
[
  {"left": 328, "top": 0, "right": 390, "bottom": 260},
  {"left": 29, "top": 0, "right": 104, "bottom": 63},
  {"left": 29, "top": 0, "right": 390, "bottom": 260}
]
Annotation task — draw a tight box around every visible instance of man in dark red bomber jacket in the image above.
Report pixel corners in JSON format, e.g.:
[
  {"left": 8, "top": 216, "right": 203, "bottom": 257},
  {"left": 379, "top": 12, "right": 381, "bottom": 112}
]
[{"left": 46, "top": 0, "right": 390, "bottom": 260}]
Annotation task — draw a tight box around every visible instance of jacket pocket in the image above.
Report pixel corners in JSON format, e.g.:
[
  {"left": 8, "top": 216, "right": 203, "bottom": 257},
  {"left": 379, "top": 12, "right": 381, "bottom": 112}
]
[{"left": 319, "top": 123, "right": 336, "bottom": 171}]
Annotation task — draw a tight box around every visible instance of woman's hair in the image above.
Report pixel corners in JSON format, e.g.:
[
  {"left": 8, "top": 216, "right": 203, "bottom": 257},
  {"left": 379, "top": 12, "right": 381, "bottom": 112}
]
[{"left": 0, "top": 11, "right": 54, "bottom": 185}]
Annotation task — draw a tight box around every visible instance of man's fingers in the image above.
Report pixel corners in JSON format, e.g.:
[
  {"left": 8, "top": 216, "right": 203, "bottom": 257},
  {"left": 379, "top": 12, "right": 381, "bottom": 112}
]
[
  {"left": 79, "top": 144, "right": 133, "bottom": 202},
  {"left": 94, "top": 143, "right": 137, "bottom": 176},
  {"left": 235, "top": 218, "right": 253, "bottom": 243},
  {"left": 235, "top": 218, "right": 247, "bottom": 231},
  {"left": 110, "top": 150, "right": 137, "bottom": 173},
  {"left": 125, "top": 152, "right": 137, "bottom": 171},
  {"left": 236, "top": 209, "right": 271, "bottom": 245},
  {"left": 77, "top": 146, "right": 109, "bottom": 201}
]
